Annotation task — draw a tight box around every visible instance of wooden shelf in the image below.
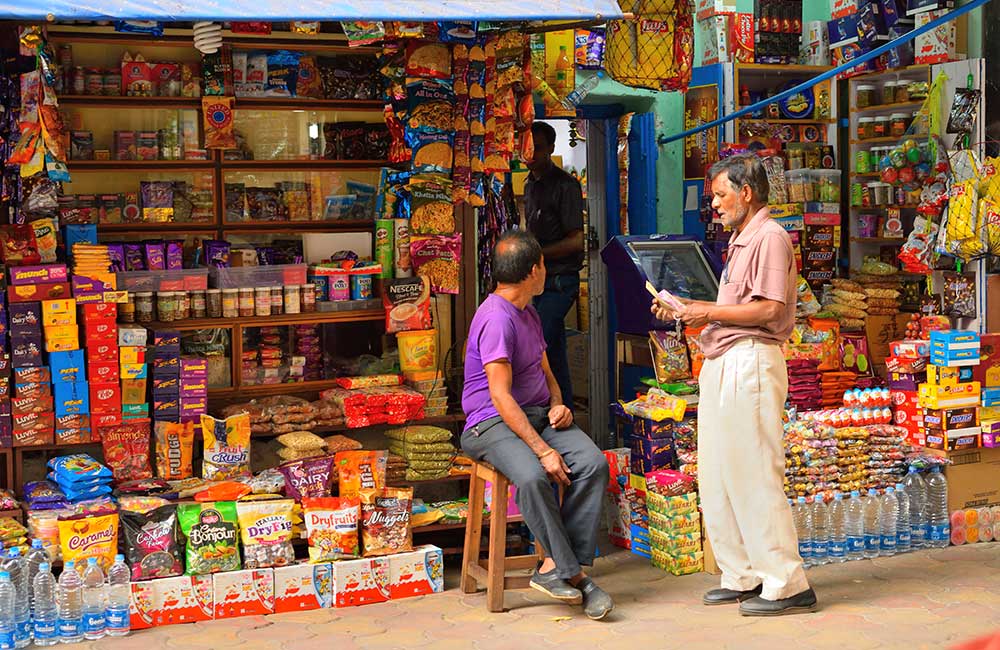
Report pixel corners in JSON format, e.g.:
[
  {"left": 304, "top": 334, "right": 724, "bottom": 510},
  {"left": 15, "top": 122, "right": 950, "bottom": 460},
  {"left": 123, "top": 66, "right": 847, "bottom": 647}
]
[
  {"left": 850, "top": 204, "right": 921, "bottom": 210},
  {"left": 851, "top": 237, "right": 906, "bottom": 244},
  {"left": 413, "top": 515, "right": 524, "bottom": 534},
  {"left": 853, "top": 100, "right": 926, "bottom": 115},
  {"left": 68, "top": 160, "right": 214, "bottom": 171},
  {"left": 850, "top": 136, "right": 906, "bottom": 145},
  {"left": 147, "top": 308, "right": 384, "bottom": 331},
  {"left": 233, "top": 98, "right": 383, "bottom": 111},
  {"left": 209, "top": 379, "right": 341, "bottom": 399},
  {"left": 97, "top": 222, "right": 217, "bottom": 233},
  {"left": 59, "top": 95, "right": 200, "bottom": 108},
  {"left": 736, "top": 117, "right": 836, "bottom": 125},
  {"left": 847, "top": 64, "right": 930, "bottom": 84},
  {"left": 388, "top": 473, "right": 470, "bottom": 488},
  {"left": 221, "top": 159, "right": 390, "bottom": 171},
  {"left": 47, "top": 26, "right": 373, "bottom": 53}
]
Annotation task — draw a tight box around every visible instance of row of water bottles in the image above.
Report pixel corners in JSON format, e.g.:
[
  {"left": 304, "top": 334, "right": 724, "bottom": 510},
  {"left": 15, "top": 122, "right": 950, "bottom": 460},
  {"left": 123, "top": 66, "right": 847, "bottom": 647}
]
[
  {"left": 0, "top": 546, "right": 130, "bottom": 648},
  {"left": 792, "top": 466, "right": 951, "bottom": 566}
]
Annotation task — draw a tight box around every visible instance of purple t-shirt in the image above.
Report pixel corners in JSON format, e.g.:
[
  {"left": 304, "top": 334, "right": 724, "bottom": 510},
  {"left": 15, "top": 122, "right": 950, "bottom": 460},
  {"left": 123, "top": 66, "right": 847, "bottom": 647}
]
[{"left": 462, "top": 294, "right": 551, "bottom": 429}]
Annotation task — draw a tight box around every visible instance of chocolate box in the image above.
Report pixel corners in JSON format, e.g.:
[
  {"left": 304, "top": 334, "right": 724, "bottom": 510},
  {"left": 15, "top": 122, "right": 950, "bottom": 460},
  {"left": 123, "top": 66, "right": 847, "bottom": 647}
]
[
  {"left": 331, "top": 558, "right": 389, "bottom": 608},
  {"left": 92, "top": 412, "right": 123, "bottom": 428},
  {"left": 13, "top": 411, "right": 54, "bottom": 434},
  {"left": 180, "top": 358, "right": 208, "bottom": 378},
  {"left": 923, "top": 406, "right": 980, "bottom": 431},
  {"left": 153, "top": 331, "right": 181, "bottom": 349},
  {"left": 55, "top": 414, "right": 89, "bottom": 430},
  {"left": 80, "top": 303, "right": 117, "bottom": 320},
  {"left": 13, "top": 427, "right": 53, "bottom": 447},
  {"left": 213, "top": 570, "right": 274, "bottom": 619},
  {"left": 54, "top": 381, "right": 89, "bottom": 417},
  {"left": 122, "top": 403, "right": 149, "bottom": 418},
  {"left": 56, "top": 428, "right": 94, "bottom": 444},
  {"left": 927, "top": 364, "right": 974, "bottom": 386},
  {"left": 88, "top": 360, "right": 120, "bottom": 384},
  {"left": 15, "top": 382, "right": 51, "bottom": 400},
  {"left": 12, "top": 395, "right": 53, "bottom": 417},
  {"left": 632, "top": 418, "right": 674, "bottom": 440},
  {"left": 629, "top": 437, "right": 676, "bottom": 475},
  {"left": 44, "top": 335, "right": 80, "bottom": 353},
  {"left": 11, "top": 341, "right": 43, "bottom": 368},
  {"left": 152, "top": 377, "right": 179, "bottom": 392},
  {"left": 9, "top": 264, "right": 69, "bottom": 286},
  {"left": 180, "top": 379, "right": 208, "bottom": 397},
  {"left": 387, "top": 546, "right": 444, "bottom": 600},
  {"left": 153, "top": 356, "right": 180, "bottom": 377},
  {"left": 8, "top": 283, "right": 71, "bottom": 303},
  {"left": 273, "top": 564, "right": 333, "bottom": 613},
  {"left": 119, "top": 346, "right": 147, "bottom": 365},
  {"left": 84, "top": 320, "right": 117, "bottom": 340},
  {"left": 41, "top": 298, "right": 76, "bottom": 327},
  {"left": 71, "top": 274, "right": 116, "bottom": 303},
  {"left": 87, "top": 340, "right": 119, "bottom": 361},
  {"left": 153, "top": 397, "right": 179, "bottom": 417},
  {"left": 89, "top": 382, "right": 122, "bottom": 414},
  {"left": 14, "top": 366, "right": 50, "bottom": 385},
  {"left": 118, "top": 326, "right": 147, "bottom": 347},
  {"left": 121, "top": 379, "right": 147, "bottom": 405},
  {"left": 49, "top": 350, "right": 86, "bottom": 383},
  {"left": 8, "top": 303, "right": 41, "bottom": 329},
  {"left": 120, "top": 363, "right": 147, "bottom": 380},
  {"left": 179, "top": 397, "right": 206, "bottom": 415}
]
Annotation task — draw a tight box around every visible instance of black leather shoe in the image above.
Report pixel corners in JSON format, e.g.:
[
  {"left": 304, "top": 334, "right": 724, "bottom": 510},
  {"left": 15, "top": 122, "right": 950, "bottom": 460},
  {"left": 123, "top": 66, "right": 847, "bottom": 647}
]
[
  {"left": 739, "top": 589, "right": 818, "bottom": 617},
  {"left": 702, "top": 586, "right": 763, "bottom": 606},
  {"left": 529, "top": 568, "right": 583, "bottom": 604},
  {"left": 577, "top": 577, "right": 614, "bottom": 620}
]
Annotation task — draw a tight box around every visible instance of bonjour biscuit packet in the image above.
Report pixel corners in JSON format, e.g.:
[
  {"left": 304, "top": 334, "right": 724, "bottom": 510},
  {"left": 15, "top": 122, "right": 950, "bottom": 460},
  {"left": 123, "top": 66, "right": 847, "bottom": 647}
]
[{"left": 178, "top": 501, "right": 240, "bottom": 575}]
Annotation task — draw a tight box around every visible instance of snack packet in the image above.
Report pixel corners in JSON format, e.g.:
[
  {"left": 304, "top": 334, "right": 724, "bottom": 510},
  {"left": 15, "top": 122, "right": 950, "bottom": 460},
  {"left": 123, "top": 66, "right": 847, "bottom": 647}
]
[
  {"left": 302, "top": 497, "right": 360, "bottom": 562},
  {"left": 411, "top": 234, "right": 462, "bottom": 294},
  {"left": 336, "top": 451, "right": 387, "bottom": 499},
  {"left": 120, "top": 505, "right": 184, "bottom": 581},
  {"left": 201, "top": 414, "right": 251, "bottom": 481},
  {"left": 58, "top": 513, "right": 118, "bottom": 572},
  {"left": 360, "top": 487, "right": 413, "bottom": 557},
  {"left": 383, "top": 276, "right": 432, "bottom": 333},
  {"left": 278, "top": 455, "right": 336, "bottom": 501},
  {"left": 101, "top": 420, "right": 153, "bottom": 483},
  {"left": 155, "top": 421, "right": 195, "bottom": 481},
  {"left": 178, "top": 501, "right": 240, "bottom": 575},
  {"left": 203, "top": 97, "right": 236, "bottom": 149},
  {"left": 236, "top": 499, "right": 296, "bottom": 568},
  {"left": 49, "top": 454, "right": 112, "bottom": 485}
]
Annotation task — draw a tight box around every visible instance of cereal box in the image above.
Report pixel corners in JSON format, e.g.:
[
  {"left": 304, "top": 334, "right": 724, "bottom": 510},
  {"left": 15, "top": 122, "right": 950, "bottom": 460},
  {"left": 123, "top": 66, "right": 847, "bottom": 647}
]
[
  {"left": 154, "top": 575, "right": 214, "bottom": 626},
  {"left": 212, "top": 569, "right": 274, "bottom": 619},
  {"left": 273, "top": 563, "right": 332, "bottom": 613},
  {"left": 387, "top": 545, "right": 443, "bottom": 600},
  {"left": 331, "top": 557, "right": 389, "bottom": 607}
]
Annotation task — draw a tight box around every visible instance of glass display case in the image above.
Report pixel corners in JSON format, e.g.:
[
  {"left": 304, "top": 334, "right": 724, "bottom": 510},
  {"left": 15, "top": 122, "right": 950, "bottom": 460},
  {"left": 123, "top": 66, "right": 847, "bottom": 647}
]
[{"left": 601, "top": 235, "right": 722, "bottom": 335}]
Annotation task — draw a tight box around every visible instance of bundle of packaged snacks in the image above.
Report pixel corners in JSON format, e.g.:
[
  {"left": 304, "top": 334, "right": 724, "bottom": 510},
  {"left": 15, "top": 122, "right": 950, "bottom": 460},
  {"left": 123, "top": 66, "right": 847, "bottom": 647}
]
[
  {"left": 178, "top": 501, "right": 241, "bottom": 575},
  {"left": 336, "top": 450, "right": 387, "bottom": 499},
  {"left": 276, "top": 430, "right": 327, "bottom": 463},
  {"left": 360, "top": 487, "right": 413, "bottom": 557},
  {"left": 120, "top": 505, "right": 184, "bottom": 581},
  {"left": 24, "top": 480, "right": 69, "bottom": 510},
  {"left": 302, "top": 496, "right": 360, "bottom": 562},
  {"left": 278, "top": 454, "right": 336, "bottom": 501},
  {"left": 311, "top": 399, "right": 345, "bottom": 429},
  {"left": 101, "top": 420, "right": 153, "bottom": 483},
  {"left": 200, "top": 413, "right": 251, "bottom": 481},
  {"left": 48, "top": 455, "right": 114, "bottom": 502},
  {"left": 155, "top": 421, "right": 196, "bottom": 480},
  {"left": 236, "top": 499, "right": 296, "bottom": 568},
  {"left": 0, "top": 517, "right": 28, "bottom": 553},
  {"left": 220, "top": 396, "right": 319, "bottom": 435},
  {"left": 0, "top": 490, "right": 19, "bottom": 511},
  {"left": 324, "top": 434, "right": 363, "bottom": 455},
  {"left": 319, "top": 386, "right": 426, "bottom": 428},
  {"left": 384, "top": 426, "right": 455, "bottom": 481},
  {"left": 386, "top": 454, "right": 408, "bottom": 484},
  {"left": 58, "top": 513, "right": 119, "bottom": 571}
]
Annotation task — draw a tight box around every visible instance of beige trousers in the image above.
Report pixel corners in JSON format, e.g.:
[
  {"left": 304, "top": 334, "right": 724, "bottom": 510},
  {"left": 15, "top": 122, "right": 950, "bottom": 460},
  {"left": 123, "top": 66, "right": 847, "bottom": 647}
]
[{"left": 698, "top": 338, "right": 809, "bottom": 601}]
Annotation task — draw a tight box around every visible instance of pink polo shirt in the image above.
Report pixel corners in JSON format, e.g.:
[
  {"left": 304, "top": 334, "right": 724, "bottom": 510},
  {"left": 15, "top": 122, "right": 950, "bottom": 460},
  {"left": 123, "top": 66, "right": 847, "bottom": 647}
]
[{"left": 699, "top": 207, "right": 797, "bottom": 360}]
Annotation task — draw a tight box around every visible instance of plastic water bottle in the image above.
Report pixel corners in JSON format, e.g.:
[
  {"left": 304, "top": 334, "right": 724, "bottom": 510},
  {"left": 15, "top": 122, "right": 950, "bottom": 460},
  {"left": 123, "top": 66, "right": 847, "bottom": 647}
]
[
  {"left": 32, "top": 563, "right": 58, "bottom": 647},
  {"left": 904, "top": 467, "right": 928, "bottom": 549},
  {"left": 56, "top": 559, "right": 83, "bottom": 644},
  {"left": 26, "top": 540, "right": 49, "bottom": 614},
  {"left": 105, "top": 555, "right": 130, "bottom": 637},
  {"left": 2, "top": 550, "right": 28, "bottom": 648},
  {"left": 880, "top": 487, "right": 899, "bottom": 556},
  {"left": 793, "top": 497, "right": 813, "bottom": 566},
  {"left": 811, "top": 496, "right": 830, "bottom": 566},
  {"left": 560, "top": 71, "right": 604, "bottom": 109},
  {"left": 863, "top": 489, "right": 882, "bottom": 559},
  {"left": 927, "top": 466, "right": 950, "bottom": 547},
  {"left": 846, "top": 490, "right": 866, "bottom": 561},
  {"left": 895, "top": 483, "right": 912, "bottom": 553},
  {"left": 828, "top": 492, "right": 848, "bottom": 563},
  {"left": 0, "top": 572, "right": 14, "bottom": 650},
  {"left": 81, "top": 558, "right": 106, "bottom": 641}
]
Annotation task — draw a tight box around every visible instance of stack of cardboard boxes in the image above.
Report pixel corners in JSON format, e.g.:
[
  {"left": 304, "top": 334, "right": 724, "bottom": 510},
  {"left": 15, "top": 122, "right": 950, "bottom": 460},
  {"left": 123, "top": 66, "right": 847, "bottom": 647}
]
[
  {"left": 920, "top": 331, "right": 982, "bottom": 451},
  {"left": 696, "top": 0, "right": 754, "bottom": 66}
]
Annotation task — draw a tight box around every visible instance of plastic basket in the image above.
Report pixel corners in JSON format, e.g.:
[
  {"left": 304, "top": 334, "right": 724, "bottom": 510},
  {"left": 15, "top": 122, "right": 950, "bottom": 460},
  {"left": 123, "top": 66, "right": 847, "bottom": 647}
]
[{"left": 116, "top": 269, "right": 208, "bottom": 292}]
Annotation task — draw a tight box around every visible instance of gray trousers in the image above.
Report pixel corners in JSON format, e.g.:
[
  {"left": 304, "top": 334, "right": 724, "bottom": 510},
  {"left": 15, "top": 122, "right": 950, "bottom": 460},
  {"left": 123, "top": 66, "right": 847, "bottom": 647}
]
[{"left": 461, "top": 406, "right": 610, "bottom": 579}]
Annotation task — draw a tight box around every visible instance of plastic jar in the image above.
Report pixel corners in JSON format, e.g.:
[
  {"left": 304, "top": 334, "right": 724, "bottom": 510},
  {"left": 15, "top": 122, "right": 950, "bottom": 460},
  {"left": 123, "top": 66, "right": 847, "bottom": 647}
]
[
  {"left": 254, "top": 287, "right": 271, "bottom": 316},
  {"left": 206, "top": 289, "right": 222, "bottom": 318},
  {"left": 890, "top": 113, "right": 908, "bottom": 138},
  {"left": 895, "top": 81, "right": 911, "bottom": 103},
  {"left": 102, "top": 70, "right": 121, "bottom": 96},
  {"left": 786, "top": 169, "right": 813, "bottom": 202},
  {"left": 177, "top": 291, "right": 191, "bottom": 320},
  {"left": 857, "top": 84, "right": 876, "bottom": 108},
  {"left": 135, "top": 292, "right": 154, "bottom": 323},
  {"left": 120, "top": 293, "right": 136, "bottom": 324},
  {"left": 329, "top": 271, "right": 350, "bottom": 301},
  {"left": 85, "top": 68, "right": 103, "bottom": 95},
  {"left": 189, "top": 290, "right": 206, "bottom": 318},
  {"left": 301, "top": 283, "right": 317, "bottom": 312},
  {"left": 222, "top": 289, "right": 239, "bottom": 318},
  {"left": 284, "top": 285, "right": 301, "bottom": 314},
  {"left": 156, "top": 291, "right": 176, "bottom": 322},
  {"left": 814, "top": 169, "right": 841, "bottom": 203},
  {"left": 270, "top": 286, "right": 283, "bottom": 315},
  {"left": 857, "top": 117, "right": 875, "bottom": 140},
  {"left": 239, "top": 288, "right": 254, "bottom": 317},
  {"left": 874, "top": 115, "right": 891, "bottom": 138}
]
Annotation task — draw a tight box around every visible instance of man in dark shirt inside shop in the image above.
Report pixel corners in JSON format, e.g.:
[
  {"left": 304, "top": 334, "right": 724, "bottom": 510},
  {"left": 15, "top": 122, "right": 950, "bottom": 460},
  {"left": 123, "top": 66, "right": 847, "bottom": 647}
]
[{"left": 524, "top": 121, "right": 585, "bottom": 409}]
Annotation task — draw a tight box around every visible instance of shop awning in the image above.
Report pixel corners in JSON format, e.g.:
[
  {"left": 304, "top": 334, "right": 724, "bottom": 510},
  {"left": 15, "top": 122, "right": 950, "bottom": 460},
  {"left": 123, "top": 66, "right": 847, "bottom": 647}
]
[{"left": 0, "top": 0, "right": 624, "bottom": 23}]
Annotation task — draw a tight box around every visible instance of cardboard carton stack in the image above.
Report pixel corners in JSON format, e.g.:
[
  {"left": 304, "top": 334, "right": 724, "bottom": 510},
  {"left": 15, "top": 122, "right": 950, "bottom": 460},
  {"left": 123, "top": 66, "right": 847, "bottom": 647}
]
[{"left": 920, "top": 331, "right": 982, "bottom": 451}]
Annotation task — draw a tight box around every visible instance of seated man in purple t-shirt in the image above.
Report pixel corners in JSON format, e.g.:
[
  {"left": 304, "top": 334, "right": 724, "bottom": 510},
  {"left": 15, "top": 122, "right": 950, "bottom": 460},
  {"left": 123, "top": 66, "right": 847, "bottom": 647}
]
[{"left": 461, "top": 230, "right": 613, "bottom": 620}]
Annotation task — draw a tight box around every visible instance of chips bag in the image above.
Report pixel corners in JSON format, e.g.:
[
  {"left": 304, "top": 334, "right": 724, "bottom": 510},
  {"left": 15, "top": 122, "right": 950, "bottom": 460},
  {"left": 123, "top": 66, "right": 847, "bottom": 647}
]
[
  {"left": 278, "top": 455, "right": 336, "bottom": 501},
  {"left": 100, "top": 420, "right": 153, "bottom": 483},
  {"left": 235, "top": 499, "right": 296, "bottom": 569},
  {"left": 203, "top": 96, "right": 236, "bottom": 149},
  {"left": 336, "top": 451, "right": 387, "bottom": 499},
  {"left": 201, "top": 414, "right": 251, "bottom": 481},
  {"left": 178, "top": 502, "right": 241, "bottom": 575},
  {"left": 155, "top": 421, "right": 195, "bottom": 481},
  {"left": 360, "top": 487, "right": 413, "bottom": 557},
  {"left": 302, "top": 497, "right": 360, "bottom": 562},
  {"left": 49, "top": 454, "right": 112, "bottom": 485},
  {"left": 58, "top": 513, "right": 119, "bottom": 572},
  {"left": 120, "top": 505, "right": 184, "bottom": 581}
]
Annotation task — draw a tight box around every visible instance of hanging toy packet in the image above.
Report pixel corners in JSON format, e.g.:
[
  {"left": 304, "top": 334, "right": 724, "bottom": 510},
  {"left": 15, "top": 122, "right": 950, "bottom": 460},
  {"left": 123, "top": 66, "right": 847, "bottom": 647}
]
[{"left": 201, "top": 414, "right": 251, "bottom": 481}]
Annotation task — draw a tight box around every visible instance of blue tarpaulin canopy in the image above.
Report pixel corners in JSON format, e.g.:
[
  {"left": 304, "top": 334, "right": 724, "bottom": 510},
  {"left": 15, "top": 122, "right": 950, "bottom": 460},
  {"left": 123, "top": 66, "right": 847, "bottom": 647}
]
[{"left": 0, "top": 0, "right": 623, "bottom": 22}]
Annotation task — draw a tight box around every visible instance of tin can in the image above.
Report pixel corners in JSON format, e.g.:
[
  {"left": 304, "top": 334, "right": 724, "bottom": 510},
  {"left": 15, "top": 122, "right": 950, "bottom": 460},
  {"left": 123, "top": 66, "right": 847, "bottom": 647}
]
[
  {"left": 851, "top": 182, "right": 864, "bottom": 208},
  {"left": 254, "top": 287, "right": 270, "bottom": 316},
  {"left": 375, "top": 219, "right": 394, "bottom": 279},
  {"left": 895, "top": 186, "right": 908, "bottom": 206},
  {"left": 85, "top": 67, "right": 103, "bottom": 95},
  {"left": 71, "top": 66, "right": 86, "bottom": 95},
  {"left": 394, "top": 218, "right": 412, "bottom": 278},
  {"left": 855, "top": 150, "right": 870, "bottom": 174}
]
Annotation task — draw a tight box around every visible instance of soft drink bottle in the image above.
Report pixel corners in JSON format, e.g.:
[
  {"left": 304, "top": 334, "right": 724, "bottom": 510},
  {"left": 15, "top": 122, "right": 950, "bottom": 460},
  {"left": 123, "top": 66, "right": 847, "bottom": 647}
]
[
  {"left": 2, "top": 550, "right": 28, "bottom": 648},
  {"left": 828, "top": 492, "right": 848, "bottom": 563},
  {"left": 895, "top": 483, "right": 912, "bottom": 553},
  {"left": 880, "top": 487, "right": 899, "bottom": 556},
  {"left": 0, "top": 572, "right": 13, "bottom": 650},
  {"left": 811, "top": 496, "right": 830, "bottom": 566},
  {"left": 81, "top": 558, "right": 106, "bottom": 641},
  {"left": 26, "top": 540, "right": 49, "bottom": 614},
  {"left": 105, "top": 555, "right": 130, "bottom": 637},
  {"left": 926, "top": 466, "right": 950, "bottom": 548},
  {"left": 793, "top": 497, "right": 813, "bottom": 566},
  {"left": 863, "top": 489, "right": 882, "bottom": 559},
  {"left": 904, "top": 466, "right": 928, "bottom": 548},
  {"left": 32, "top": 563, "right": 58, "bottom": 647},
  {"left": 845, "top": 490, "right": 865, "bottom": 561},
  {"left": 56, "top": 559, "right": 83, "bottom": 644}
]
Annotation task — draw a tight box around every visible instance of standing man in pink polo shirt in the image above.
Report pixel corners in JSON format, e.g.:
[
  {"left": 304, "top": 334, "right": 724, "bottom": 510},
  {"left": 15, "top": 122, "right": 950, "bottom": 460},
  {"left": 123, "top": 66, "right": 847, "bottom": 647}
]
[{"left": 651, "top": 154, "right": 817, "bottom": 616}]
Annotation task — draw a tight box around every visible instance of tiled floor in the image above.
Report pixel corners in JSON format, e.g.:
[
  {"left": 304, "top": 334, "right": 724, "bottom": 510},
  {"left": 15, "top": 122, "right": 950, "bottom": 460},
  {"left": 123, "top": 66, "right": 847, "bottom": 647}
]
[{"left": 84, "top": 544, "right": 1000, "bottom": 650}]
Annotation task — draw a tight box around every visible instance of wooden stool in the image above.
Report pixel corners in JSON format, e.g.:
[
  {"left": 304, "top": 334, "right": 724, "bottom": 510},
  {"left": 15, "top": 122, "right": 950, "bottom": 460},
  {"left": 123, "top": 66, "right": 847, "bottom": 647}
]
[{"left": 460, "top": 461, "right": 544, "bottom": 612}]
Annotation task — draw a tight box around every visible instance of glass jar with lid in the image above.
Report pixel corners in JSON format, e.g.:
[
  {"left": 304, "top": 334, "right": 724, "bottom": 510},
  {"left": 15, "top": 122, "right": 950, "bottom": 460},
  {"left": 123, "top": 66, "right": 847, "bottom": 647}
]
[
  {"left": 874, "top": 115, "right": 891, "bottom": 138},
  {"left": 857, "top": 117, "right": 875, "bottom": 140},
  {"left": 895, "top": 80, "right": 910, "bottom": 103},
  {"left": 890, "top": 113, "right": 909, "bottom": 137},
  {"left": 857, "top": 84, "right": 877, "bottom": 108},
  {"left": 882, "top": 81, "right": 896, "bottom": 105}
]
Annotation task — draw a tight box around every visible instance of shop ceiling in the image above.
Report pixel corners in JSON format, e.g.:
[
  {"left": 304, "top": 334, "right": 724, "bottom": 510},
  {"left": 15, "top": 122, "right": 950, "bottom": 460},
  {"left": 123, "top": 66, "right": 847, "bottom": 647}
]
[{"left": 0, "top": 0, "right": 624, "bottom": 22}]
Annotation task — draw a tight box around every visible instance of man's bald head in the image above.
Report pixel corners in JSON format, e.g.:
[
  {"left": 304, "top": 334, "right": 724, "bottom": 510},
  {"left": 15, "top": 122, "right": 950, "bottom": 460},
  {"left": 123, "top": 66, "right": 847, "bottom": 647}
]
[{"left": 493, "top": 230, "right": 543, "bottom": 285}]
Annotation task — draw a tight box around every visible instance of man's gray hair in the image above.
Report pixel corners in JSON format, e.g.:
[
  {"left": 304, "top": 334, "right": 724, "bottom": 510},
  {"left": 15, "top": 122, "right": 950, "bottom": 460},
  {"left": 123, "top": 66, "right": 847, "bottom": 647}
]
[{"left": 708, "top": 154, "right": 769, "bottom": 203}]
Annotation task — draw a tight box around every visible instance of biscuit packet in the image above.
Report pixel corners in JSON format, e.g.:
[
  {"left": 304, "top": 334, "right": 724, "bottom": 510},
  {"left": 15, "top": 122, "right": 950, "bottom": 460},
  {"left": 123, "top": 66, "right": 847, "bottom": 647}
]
[{"left": 178, "top": 501, "right": 240, "bottom": 575}]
